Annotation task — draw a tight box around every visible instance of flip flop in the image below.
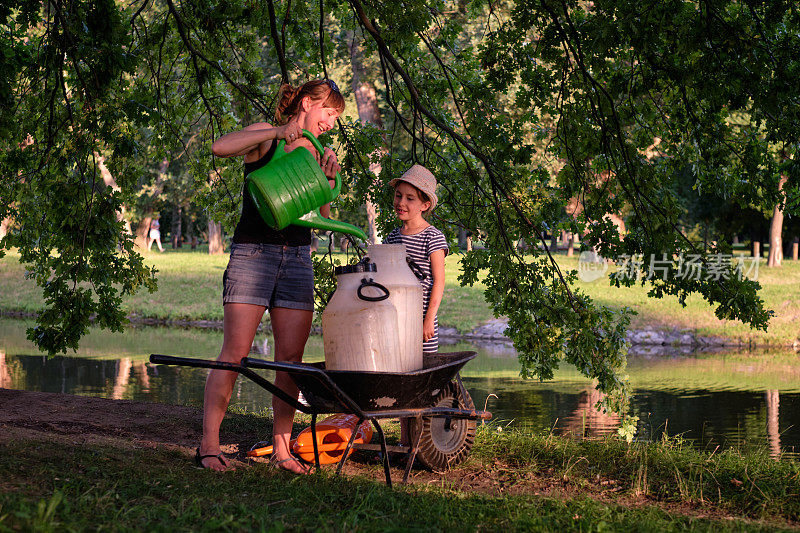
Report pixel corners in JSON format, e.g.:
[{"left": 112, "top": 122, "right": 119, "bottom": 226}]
[
  {"left": 195, "top": 447, "right": 232, "bottom": 470},
  {"left": 269, "top": 454, "right": 311, "bottom": 475}
]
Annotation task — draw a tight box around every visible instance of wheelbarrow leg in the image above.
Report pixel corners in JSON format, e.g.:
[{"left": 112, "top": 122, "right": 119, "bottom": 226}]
[
  {"left": 335, "top": 417, "right": 365, "bottom": 477},
  {"left": 402, "top": 415, "right": 424, "bottom": 484},
  {"left": 371, "top": 420, "right": 392, "bottom": 487},
  {"left": 311, "top": 413, "right": 321, "bottom": 472}
]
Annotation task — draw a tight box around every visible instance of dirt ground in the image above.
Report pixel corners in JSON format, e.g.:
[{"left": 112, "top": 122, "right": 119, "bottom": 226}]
[{"left": 0, "top": 388, "right": 795, "bottom": 529}]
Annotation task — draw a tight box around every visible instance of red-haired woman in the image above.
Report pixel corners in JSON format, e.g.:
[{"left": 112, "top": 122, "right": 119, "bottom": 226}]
[{"left": 199, "top": 79, "right": 345, "bottom": 473}]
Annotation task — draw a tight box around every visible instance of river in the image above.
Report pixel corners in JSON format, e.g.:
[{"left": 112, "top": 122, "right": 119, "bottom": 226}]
[{"left": 1, "top": 317, "right": 797, "bottom": 458}]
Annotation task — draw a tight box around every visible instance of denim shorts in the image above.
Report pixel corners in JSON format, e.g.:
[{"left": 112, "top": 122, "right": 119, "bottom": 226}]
[{"left": 222, "top": 243, "right": 314, "bottom": 311}]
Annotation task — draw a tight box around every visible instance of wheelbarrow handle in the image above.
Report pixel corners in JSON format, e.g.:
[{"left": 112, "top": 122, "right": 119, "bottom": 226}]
[
  {"left": 149, "top": 354, "right": 310, "bottom": 413},
  {"left": 150, "top": 354, "right": 239, "bottom": 371}
]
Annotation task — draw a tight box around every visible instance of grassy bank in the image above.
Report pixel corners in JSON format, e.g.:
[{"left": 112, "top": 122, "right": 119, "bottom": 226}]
[
  {"left": 2, "top": 409, "right": 798, "bottom": 531},
  {"left": 2, "top": 247, "right": 799, "bottom": 344}
]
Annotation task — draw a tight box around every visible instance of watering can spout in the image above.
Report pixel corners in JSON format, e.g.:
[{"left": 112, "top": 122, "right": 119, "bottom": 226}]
[{"left": 294, "top": 209, "right": 368, "bottom": 242}]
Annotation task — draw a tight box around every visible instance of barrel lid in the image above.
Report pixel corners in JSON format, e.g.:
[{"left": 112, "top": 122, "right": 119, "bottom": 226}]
[{"left": 334, "top": 260, "right": 377, "bottom": 275}]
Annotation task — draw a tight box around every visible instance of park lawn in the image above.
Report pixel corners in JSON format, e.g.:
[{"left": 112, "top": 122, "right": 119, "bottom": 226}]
[
  {"left": 2, "top": 408, "right": 799, "bottom": 532},
  {"left": 558, "top": 255, "right": 800, "bottom": 345},
  {"left": 1, "top": 247, "right": 799, "bottom": 344}
]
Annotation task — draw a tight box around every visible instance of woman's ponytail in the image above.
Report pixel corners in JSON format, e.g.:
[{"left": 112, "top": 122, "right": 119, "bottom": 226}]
[{"left": 275, "top": 83, "right": 299, "bottom": 125}]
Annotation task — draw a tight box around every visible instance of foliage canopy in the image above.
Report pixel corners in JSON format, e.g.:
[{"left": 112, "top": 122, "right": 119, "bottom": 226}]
[{"left": 2, "top": 0, "right": 798, "bottom": 419}]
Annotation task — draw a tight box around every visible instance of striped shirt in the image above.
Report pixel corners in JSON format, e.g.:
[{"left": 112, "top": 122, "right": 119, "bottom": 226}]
[{"left": 385, "top": 226, "right": 449, "bottom": 353}]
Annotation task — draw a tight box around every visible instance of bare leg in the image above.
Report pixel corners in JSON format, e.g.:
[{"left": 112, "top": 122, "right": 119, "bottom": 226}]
[
  {"left": 269, "top": 307, "right": 313, "bottom": 474},
  {"left": 199, "top": 302, "right": 265, "bottom": 470}
]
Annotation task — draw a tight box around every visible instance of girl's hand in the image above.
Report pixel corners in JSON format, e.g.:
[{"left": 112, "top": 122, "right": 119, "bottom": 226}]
[
  {"left": 280, "top": 122, "right": 302, "bottom": 144},
  {"left": 423, "top": 316, "right": 436, "bottom": 342}
]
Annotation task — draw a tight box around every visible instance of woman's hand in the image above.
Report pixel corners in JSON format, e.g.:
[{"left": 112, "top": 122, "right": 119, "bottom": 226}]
[
  {"left": 280, "top": 122, "right": 303, "bottom": 144},
  {"left": 320, "top": 147, "right": 340, "bottom": 183},
  {"left": 423, "top": 316, "right": 436, "bottom": 342}
]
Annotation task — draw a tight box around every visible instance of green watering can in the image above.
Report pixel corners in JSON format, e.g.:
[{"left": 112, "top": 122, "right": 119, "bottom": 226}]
[{"left": 246, "top": 130, "right": 368, "bottom": 241}]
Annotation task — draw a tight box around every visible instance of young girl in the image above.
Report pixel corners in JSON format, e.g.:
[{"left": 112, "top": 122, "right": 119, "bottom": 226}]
[{"left": 385, "top": 164, "right": 448, "bottom": 353}]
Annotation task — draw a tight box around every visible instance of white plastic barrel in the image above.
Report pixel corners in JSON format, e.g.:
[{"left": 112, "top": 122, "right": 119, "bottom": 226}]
[
  {"left": 322, "top": 261, "right": 402, "bottom": 372},
  {"left": 366, "top": 244, "right": 424, "bottom": 372}
]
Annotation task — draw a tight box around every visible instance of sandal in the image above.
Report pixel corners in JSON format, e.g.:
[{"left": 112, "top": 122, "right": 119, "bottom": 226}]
[
  {"left": 269, "top": 454, "right": 311, "bottom": 475},
  {"left": 195, "top": 447, "right": 232, "bottom": 470}
]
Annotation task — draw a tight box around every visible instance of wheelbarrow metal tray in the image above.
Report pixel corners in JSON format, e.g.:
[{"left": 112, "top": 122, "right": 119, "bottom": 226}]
[{"left": 244, "top": 351, "right": 476, "bottom": 413}]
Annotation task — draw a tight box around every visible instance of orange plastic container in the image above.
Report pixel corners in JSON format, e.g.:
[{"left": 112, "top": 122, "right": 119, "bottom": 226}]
[{"left": 247, "top": 414, "right": 373, "bottom": 465}]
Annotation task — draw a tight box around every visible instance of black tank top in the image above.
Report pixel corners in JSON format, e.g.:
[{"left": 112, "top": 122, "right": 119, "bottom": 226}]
[{"left": 232, "top": 141, "right": 312, "bottom": 246}]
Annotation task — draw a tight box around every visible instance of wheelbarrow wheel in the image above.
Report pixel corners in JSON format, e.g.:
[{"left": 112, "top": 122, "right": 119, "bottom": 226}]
[{"left": 409, "top": 380, "right": 476, "bottom": 472}]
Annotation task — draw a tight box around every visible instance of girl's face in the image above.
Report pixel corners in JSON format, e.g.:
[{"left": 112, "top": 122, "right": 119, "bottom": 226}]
[
  {"left": 299, "top": 97, "right": 341, "bottom": 137},
  {"left": 393, "top": 181, "right": 431, "bottom": 223}
]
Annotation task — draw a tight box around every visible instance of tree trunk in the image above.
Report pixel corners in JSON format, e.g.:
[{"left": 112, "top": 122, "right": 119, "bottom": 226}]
[
  {"left": 207, "top": 169, "right": 224, "bottom": 255},
  {"left": 767, "top": 174, "right": 788, "bottom": 267},
  {"left": 208, "top": 220, "right": 224, "bottom": 255},
  {"left": 95, "top": 152, "right": 133, "bottom": 235},
  {"left": 348, "top": 31, "right": 383, "bottom": 245},
  {"left": 0, "top": 217, "right": 10, "bottom": 242},
  {"left": 135, "top": 159, "right": 169, "bottom": 249},
  {"left": 753, "top": 240, "right": 760, "bottom": 259},
  {"left": 187, "top": 214, "right": 196, "bottom": 249},
  {"left": 458, "top": 228, "right": 468, "bottom": 250},
  {"left": 171, "top": 204, "right": 183, "bottom": 248},
  {"left": 566, "top": 233, "right": 576, "bottom": 257},
  {"left": 364, "top": 199, "right": 379, "bottom": 244}
]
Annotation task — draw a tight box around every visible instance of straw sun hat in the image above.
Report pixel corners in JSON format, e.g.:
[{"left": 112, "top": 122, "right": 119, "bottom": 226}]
[{"left": 389, "top": 164, "right": 438, "bottom": 210}]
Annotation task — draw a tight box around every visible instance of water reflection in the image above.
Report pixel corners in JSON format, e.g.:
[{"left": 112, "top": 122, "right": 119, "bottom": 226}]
[
  {"left": 1, "top": 318, "right": 798, "bottom": 458},
  {"left": 560, "top": 387, "right": 621, "bottom": 438},
  {"left": 1, "top": 349, "right": 13, "bottom": 388}
]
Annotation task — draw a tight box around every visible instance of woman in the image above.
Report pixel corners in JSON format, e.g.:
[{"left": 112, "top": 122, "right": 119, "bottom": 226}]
[
  {"left": 198, "top": 79, "right": 345, "bottom": 473},
  {"left": 148, "top": 218, "right": 164, "bottom": 252}
]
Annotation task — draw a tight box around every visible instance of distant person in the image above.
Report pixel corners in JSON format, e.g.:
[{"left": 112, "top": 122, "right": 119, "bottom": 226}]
[
  {"left": 148, "top": 218, "right": 164, "bottom": 252},
  {"left": 197, "top": 79, "right": 345, "bottom": 473}
]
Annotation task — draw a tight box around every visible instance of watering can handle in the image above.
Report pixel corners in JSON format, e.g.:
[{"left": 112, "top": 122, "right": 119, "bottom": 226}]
[
  {"left": 273, "top": 131, "right": 343, "bottom": 198},
  {"left": 303, "top": 129, "right": 342, "bottom": 198}
]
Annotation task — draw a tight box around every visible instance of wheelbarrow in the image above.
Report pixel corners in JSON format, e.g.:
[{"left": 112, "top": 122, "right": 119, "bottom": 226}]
[{"left": 149, "top": 352, "right": 491, "bottom": 486}]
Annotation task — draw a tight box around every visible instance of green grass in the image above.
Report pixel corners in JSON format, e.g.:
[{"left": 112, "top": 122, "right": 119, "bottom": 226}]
[
  {"left": 2, "top": 247, "right": 800, "bottom": 343},
  {"left": 561, "top": 255, "right": 800, "bottom": 346},
  {"left": 473, "top": 425, "right": 800, "bottom": 523},
  {"left": 2, "top": 419, "right": 798, "bottom": 531}
]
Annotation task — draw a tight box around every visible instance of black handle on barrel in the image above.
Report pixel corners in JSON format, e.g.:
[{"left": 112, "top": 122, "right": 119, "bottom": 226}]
[
  {"left": 357, "top": 278, "right": 390, "bottom": 301},
  {"left": 406, "top": 256, "right": 427, "bottom": 280}
]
